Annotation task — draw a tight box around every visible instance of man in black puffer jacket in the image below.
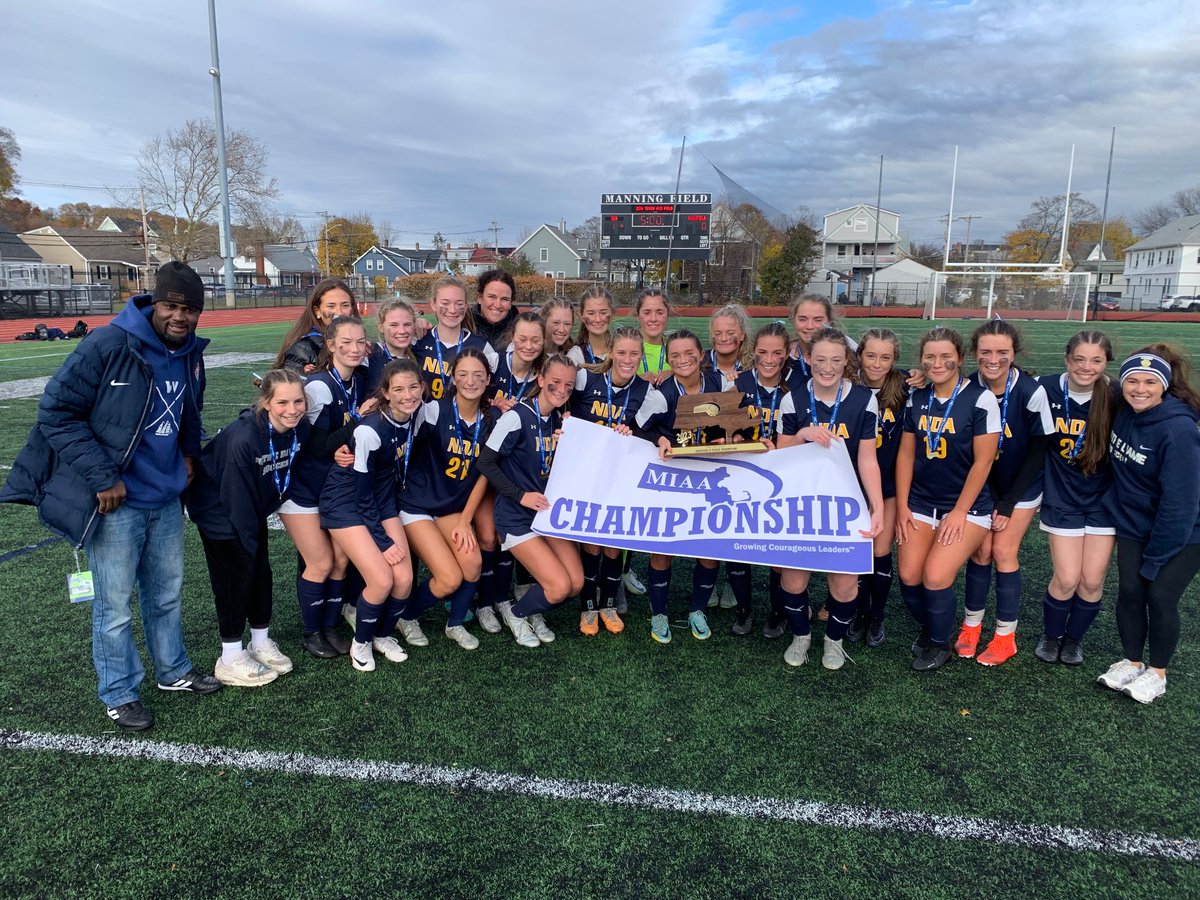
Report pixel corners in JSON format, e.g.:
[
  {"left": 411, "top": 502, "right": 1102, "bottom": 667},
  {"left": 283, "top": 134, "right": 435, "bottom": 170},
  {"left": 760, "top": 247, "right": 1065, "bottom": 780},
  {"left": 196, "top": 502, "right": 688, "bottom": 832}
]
[{"left": 2, "top": 262, "right": 221, "bottom": 731}]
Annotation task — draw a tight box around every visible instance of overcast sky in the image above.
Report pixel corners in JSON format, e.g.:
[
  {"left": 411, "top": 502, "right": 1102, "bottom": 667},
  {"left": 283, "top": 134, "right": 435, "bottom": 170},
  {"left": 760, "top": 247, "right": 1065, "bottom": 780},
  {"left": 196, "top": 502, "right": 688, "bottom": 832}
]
[{"left": 4, "top": 0, "right": 1197, "bottom": 248}]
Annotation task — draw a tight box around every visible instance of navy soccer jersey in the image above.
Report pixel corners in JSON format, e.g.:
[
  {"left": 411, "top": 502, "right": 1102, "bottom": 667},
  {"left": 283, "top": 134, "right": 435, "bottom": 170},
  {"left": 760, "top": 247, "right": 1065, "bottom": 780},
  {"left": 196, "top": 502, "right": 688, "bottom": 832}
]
[
  {"left": 567, "top": 343, "right": 607, "bottom": 367},
  {"left": 412, "top": 328, "right": 498, "bottom": 401},
  {"left": 734, "top": 369, "right": 787, "bottom": 442},
  {"left": 973, "top": 369, "right": 1052, "bottom": 497},
  {"left": 570, "top": 369, "right": 654, "bottom": 428},
  {"left": 902, "top": 378, "right": 1001, "bottom": 513},
  {"left": 705, "top": 349, "right": 742, "bottom": 390},
  {"left": 635, "top": 370, "right": 725, "bottom": 445},
  {"left": 869, "top": 375, "right": 910, "bottom": 499},
  {"left": 780, "top": 379, "right": 878, "bottom": 474},
  {"left": 1037, "top": 374, "right": 1112, "bottom": 512},
  {"left": 490, "top": 350, "right": 539, "bottom": 406},
  {"left": 484, "top": 400, "right": 563, "bottom": 539},
  {"left": 399, "top": 396, "right": 488, "bottom": 518},
  {"left": 288, "top": 367, "right": 368, "bottom": 508},
  {"left": 362, "top": 342, "right": 414, "bottom": 394}
]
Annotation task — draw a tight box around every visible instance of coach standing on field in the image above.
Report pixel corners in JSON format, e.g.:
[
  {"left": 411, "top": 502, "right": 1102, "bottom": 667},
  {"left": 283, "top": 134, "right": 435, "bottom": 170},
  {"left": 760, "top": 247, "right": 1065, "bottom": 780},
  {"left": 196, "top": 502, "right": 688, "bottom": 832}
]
[{"left": 2, "top": 261, "right": 221, "bottom": 731}]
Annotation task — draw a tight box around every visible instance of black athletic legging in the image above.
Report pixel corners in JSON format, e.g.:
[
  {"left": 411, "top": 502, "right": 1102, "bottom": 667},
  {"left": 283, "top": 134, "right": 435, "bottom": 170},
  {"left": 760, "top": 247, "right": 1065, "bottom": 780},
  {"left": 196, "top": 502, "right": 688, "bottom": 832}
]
[
  {"left": 1115, "top": 538, "right": 1200, "bottom": 669},
  {"left": 199, "top": 525, "right": 273, "bottom": 642}
]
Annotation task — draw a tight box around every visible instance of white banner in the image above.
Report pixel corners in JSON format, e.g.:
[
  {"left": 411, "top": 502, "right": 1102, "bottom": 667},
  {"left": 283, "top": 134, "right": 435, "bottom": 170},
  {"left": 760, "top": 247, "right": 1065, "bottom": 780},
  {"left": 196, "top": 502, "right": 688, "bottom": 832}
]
[{"left": 533, "top": 418, "right": 872, "bottom": 573}]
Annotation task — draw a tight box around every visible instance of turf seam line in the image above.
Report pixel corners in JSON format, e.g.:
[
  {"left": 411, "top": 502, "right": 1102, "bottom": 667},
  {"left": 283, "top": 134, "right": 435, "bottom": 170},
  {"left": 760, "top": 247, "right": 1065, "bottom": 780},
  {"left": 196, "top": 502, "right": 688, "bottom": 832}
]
[
  {"left": 2, "top": 728, "right": 1197, "bottom": 862},
  {"left": 0, "top": 537, "right": 61, "bottom": 565}
]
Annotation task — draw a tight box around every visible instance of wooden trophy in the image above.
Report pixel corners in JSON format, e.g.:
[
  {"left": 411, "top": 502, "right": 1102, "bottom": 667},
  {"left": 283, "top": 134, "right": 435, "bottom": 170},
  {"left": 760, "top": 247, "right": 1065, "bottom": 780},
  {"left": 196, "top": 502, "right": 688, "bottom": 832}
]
[{"left": 669, "top": 390, "right": 768, "bottom": 456}]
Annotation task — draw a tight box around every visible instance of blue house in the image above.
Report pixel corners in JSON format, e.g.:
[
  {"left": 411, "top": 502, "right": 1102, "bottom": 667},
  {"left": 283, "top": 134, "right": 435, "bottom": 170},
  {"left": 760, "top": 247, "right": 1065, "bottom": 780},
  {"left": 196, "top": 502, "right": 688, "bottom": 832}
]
[{"left": 352, "top": 245, "right": 449, "bottom": 281}]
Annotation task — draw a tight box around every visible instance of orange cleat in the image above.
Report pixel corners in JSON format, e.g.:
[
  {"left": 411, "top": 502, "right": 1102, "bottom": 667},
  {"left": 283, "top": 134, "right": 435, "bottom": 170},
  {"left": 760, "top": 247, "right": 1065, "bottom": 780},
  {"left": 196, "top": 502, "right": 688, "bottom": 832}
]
[
  {"left": 978, "top": 632, "right": 1018, "bottom": 666},
  {"left": 954, "top": 623, "right": 982, "bottom": 658},
  {"left": 579, "top": 611, "right": 599, "bottom": 636},
  {"left": 599, "top": 608, "right": 625, "bottom": 634}
]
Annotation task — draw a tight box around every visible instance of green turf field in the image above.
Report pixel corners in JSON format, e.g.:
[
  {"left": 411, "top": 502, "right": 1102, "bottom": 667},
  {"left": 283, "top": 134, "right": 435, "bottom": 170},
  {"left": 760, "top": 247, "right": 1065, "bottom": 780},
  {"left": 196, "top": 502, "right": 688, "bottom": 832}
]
[{"left": 1, "top": 316, "right": 1198, "bottom": 898}]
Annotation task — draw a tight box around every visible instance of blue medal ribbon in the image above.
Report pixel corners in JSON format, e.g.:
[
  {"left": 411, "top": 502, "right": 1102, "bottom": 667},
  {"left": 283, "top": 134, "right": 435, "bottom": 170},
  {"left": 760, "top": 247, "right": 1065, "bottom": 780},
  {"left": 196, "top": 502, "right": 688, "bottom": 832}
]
[
  {"left": 533, "top": 398, "right": 555, "bottom": 477},
  {"left": 754, "top": 371, "right": 781, "bottom": 440},
  {"left": 640, "top": 341, "right": 667, "bottom": 374},
  {"left": 991, "top": 369, "right": 1016, "bottom": 455},
  {"left": 452, "top": 397, "right": 482, "bottom": 472},
  {"left": 329, "top": 367, "right": 358, "bottom": 421},
  {"left": 387, "top": 411, "right": 415, "bottom": 487},
  {"left": 674, "top": 375, "right": 706, "bottom": 444},
  {"left": 266, "top": 420, "right": 299, "bottom": 501},
  {"left": 1061, "top": 374, "right": 1086, "bottom": 460},
  {"left": 506, "top": 351, "right": 534, "bottom": 402},
  {"left": 603, "top": 375, "right": 626, "bottom": 428},
  {"left": 808, "top": 378, "right": 845, "bottom": 434},
  {"left": 434, "top": 329, "right": 467, "bottom": 386},
  {"left": 924, "top": 377, "right": 965, "bottom": 457}
]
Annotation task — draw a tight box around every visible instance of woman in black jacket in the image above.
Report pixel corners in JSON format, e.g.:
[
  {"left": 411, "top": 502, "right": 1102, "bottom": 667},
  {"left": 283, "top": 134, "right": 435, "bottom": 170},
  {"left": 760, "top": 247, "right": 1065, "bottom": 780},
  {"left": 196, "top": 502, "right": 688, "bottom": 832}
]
[{"left": 274, "top": 279, "right": 359, "bottom": 374}]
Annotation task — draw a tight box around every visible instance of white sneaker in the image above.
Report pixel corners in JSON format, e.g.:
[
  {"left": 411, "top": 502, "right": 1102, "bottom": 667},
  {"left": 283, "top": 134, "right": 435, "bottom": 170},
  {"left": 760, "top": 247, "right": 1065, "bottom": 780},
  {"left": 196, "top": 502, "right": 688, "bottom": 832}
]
[
  {"left": 397, "top": 618, "right": 429, "bottom": 648},
  {"left": 215, "top": 652, "right": 278, "bottom": 688},
  {"left": 350, "top": 639, "right": 375, "bottom": 672},
  {"left": 508, "top": 615, "right": 542, "bottom": 649},
  {"left": 623, "top": 570, "right": 646, "bottom": 595},
  {"left": 372, "top": 635, "right": 409, "bottom": 663},
  {"left": 513, "top": 583, "right": 530, "bottom": 602},
  {"left": 342, "top": 603, "right": 356, "bottom": 629},
  {"left": 445, "top": 624, "right": 480, "bottom": 650},
  {"left": 718, "top": 583, "right": 738, "bottom": 609},
  {"left": 247, "top": 638, "right": 293, "bottom": 674},
  {"left": 822, "top": 636, "right": 850, "bottom": 670},
  {"left": 527, "top": 613, "right": 556, "bottom": 644},
  {"left": 1122, "top": 669, "right": 1166, "bottom": 704},
  {"left": 784, "top": 635, "right": 811, "bottom": 667},
  {"left": 1097, "top": 658, "right": 1144, "bottom": 691},
  {"left": 476, "top": 605, "right": 502, "bottom": 634},
  {"left": 497, "top": 600, "right": 516, "bottom": 627}
]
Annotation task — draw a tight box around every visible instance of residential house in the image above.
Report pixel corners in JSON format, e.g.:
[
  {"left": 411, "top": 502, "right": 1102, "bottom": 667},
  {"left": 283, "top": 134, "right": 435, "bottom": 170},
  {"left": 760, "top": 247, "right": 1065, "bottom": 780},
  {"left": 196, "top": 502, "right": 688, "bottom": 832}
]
[
  {"left": 1070, "top": 241, "right": 1125, "bottom": 304},
  {"left": 190, "top": 244, "right": 321, "bottom": 293},
  {"left": 512, "top": 223, "right": 592, "bottom": 279},
  {"left": 819, "top": 205, "right": 906, "bottom": 300},
  {"left": 20, "top": 225, "right": 158, "bottom": 293},
  {"left": 860, "top": 257, "right": 938, "bottom": 306},
  {"left": 1, "top": 228, "right": 43, "bottom": 263},
  {"left": 1122, "top": 215, "right": 1200, "bottom": 307},
  {"left": 352, "top": 244, "right": 449, "bottom": 282}
]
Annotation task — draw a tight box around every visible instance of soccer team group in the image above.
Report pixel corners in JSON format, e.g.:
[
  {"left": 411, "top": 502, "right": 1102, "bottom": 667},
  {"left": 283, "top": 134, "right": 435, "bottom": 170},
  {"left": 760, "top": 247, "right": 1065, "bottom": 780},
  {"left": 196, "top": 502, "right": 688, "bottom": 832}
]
[{"left": 5, "top": 262, "right": 1199, "bottom": 731}]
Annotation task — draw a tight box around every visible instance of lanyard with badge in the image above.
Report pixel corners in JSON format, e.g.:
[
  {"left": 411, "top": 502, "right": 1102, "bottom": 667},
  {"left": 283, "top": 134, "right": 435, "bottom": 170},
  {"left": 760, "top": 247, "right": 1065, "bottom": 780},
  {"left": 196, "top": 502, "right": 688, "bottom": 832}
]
[
  {"left": 330, "top": 368, "right": 359, "bottom": 423},
  {"left": 924, "top": 378, "right": 965, "bottom": 458},
  {"left": 267, "top": 420, "right": 300, "bottom": 500},
  {"left": 754, "top": 372, "right": 780, "bottom": 440},
  {"left": 68, "top": 548, "right": 94, "bottom": 604}
]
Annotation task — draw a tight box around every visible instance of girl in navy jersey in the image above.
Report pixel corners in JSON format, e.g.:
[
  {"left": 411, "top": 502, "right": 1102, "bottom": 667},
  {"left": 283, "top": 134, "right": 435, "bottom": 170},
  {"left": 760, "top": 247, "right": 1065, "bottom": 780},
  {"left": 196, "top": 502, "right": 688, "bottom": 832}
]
[
  {"left": 478, "top": 355, "right": 583, "bottom": 648},
  {"left": 954, "top": 320, "right": 1054, "bottom": 666},
  {"left": 635, "top": 288, "right": 672, "bottom": 385},
  {"left": 707, "top": 303, "right": 750, "bottom": 390},
  {"left": 280, "top": 317, "right": 374, "bottom": 659},
  {"left": 1033, "top": 331, "right": 1115, "bottom": 666},
  {"left": 274, "top": 278, "right": 358, "bottom": 374},
  {"left": 540, "top": 297, "right": 576, "bottom": 358},
  {"left": 1097, "top": 345, "right": 1200, "bottom": 704},
  {"left": 320, "top": 359, "right": 422, "bottom": 671},
  {"left": 846, "top": 328, "right": 908, "bottom": 648},
  {"left": 363, "top": 299, "right": 419, "bottom": 393},
  {"left": 188, "top": 369, "right": 309, "bottom": 687},
  {"left": 634, "top": 330, "right": 725, "bottom": 643},
  {"left": 787, "top": 294, "right": 845, "bottom": 386},
  {"left": 571, "top": 325, "right": 657, "bottom": 635},
  {"left": 568, "top": 286, "right": 614, "bottom": 367},
  {"left": 412, "top": 275, "right": 499, "bottom": 402},
  {"left": 776, "top": 328, "right": 884, "bottom": 669},
  {"left": 399, "top": 348, "right": 497, "bottom": 650},
  {"left": 730, "top": 322, "right": 788, "bottom": 637},
  {"left": 896, "top": 327, "right": 1001, "bottom": 672}
]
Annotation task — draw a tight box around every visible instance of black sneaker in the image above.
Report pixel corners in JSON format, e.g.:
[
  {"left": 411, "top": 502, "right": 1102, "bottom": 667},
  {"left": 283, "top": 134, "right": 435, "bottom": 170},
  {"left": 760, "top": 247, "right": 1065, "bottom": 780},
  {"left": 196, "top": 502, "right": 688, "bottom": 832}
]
[
  {"left": 303, "top": 630, "right": 339, "bottom": 659},
  {"left": 866, "top": 619, "right": 886, "bottom": 648},
  {"left": 1059, "top": 637, "right": 1084, "bottom": 666},
  {"left": 912, "top": 643, "right": 952, "bottom": 672},
  {"left": 157, "top": 668, "right": 222, "bottom": 694},
  {"left": 730, "top": 612, "right": 754, "bottom": 637},
  {"left": 846, "top": 613, "right": 868, "bottom": 644},
  {"left": 762, "top": 614, "right": 786, "bottom": 639},
  {"left": 910, "top": 630, "right": 931, "bottom": 657},
  {"left": 321, "top": 626, "right": 351, "bottom": 656},
  {"left": 106, "top": 700, "right": 154, "bottom": 731},
  {"left": 1034, "top": 634, "right": 1062, "bottom": 663}
]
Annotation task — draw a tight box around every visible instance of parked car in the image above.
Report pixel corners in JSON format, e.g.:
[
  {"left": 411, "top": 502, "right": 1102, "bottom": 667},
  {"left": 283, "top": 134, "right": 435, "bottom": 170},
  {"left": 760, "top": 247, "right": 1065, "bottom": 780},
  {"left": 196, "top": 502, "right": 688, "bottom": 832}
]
[
  {"left": 1160, "top": 294, "right": 1200, "bottom": 311},
  {"left": 1097, "top": 298, "right": 1121, "bottom": 312}
]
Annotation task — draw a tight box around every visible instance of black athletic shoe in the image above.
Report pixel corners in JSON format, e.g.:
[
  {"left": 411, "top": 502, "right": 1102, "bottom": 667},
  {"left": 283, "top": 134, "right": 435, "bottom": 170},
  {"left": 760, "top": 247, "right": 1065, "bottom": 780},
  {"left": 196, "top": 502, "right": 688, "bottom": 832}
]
[
  {"left": 1034, "top": 634, "right": 1062, "bottom": 663},
  {"left": 910, "top": 630, "right": 931, "bottom": 657},
  {"left": 730, "top": 612, "right": 754, "bottom": 637},
  {"left": 106, "top": 700, "right": 154, "bottom": 731},
  {"left": 762, "top": 614, "right": 786, "bottom": 639},
  {"left": 866, "top": 619, "right": 886, "bottom": 648},
  {"left": 846, "top": 613, "right": 868, "bottom": 644},
  {"left": 1059, "top": 637, "right": 1084, "bottom": 666},
  {"left": 303, "top": 630, "right": 339, "bottom": 659},
  {"left": 157, "top": 668, "right": 221, "bottom": 694},
  {"left": 321, "top": 626, "right": 351, "bottom": 656},
  {"left": 912, "top": 643, "right": 952, "bottom": 672}
]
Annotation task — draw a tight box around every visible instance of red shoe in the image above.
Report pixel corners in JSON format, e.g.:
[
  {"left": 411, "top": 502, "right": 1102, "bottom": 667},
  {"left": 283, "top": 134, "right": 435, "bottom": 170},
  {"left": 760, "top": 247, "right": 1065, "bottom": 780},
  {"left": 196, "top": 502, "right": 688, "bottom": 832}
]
[
  {"left": 978, "top": 632, "right": 1018, "bottom": 666},
  {"left": 954, "top": 623, "right": 982, "bottom": 658}
]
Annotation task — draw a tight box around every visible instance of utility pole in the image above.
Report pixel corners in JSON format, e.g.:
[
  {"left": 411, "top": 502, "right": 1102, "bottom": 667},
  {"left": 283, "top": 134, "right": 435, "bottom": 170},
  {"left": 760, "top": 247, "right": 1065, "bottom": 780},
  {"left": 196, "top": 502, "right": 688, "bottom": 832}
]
[
  {"left": 957, "top": 215, "right": 983, "bottom": 263},
  {"left": 1089, "top": 127, "right": 1117, "bottom": 321},
  {"left": 663, "top": 135, "right": 686, "bottom": 294},
  {"left": 316, "top": 210, "right": 331, "bottom": 275},
  {"left": 491, "top": 219, "right": 501, "bottom": 262},
  {"left": 206, "top": 0, "right": 236, "bottom": 309},
  {"left": 139, "top": 187, "right": 152, "bottom": 290},
  {"left": 869, "top": 154, "right": 883, "bottom": 307}
]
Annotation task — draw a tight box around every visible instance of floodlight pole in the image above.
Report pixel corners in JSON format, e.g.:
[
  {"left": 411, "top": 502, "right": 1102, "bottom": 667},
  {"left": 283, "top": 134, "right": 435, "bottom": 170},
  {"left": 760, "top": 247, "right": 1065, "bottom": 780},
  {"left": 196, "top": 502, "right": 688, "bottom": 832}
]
[
  {"left": 869, "top": 155, "right": 883, "bottom": 307},
  {"left": 1088, "top": 127, "right": 1117, "bottom": 322},
  {"left": 935, "top": 146, "right": 960, "bottom": 320},
  {"left": 207, "top": 0, "right": 236, "bottom": 309},
  {"left": 663, "top": 135, "right": 685, "bottom": 294}
]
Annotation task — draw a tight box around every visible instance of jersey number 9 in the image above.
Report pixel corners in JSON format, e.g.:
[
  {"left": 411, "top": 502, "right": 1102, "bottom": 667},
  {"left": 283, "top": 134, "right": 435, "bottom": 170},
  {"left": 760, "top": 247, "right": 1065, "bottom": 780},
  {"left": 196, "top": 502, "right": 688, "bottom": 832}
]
[{"left": 925, "top": 437, "right": 947, "bottom": 460}]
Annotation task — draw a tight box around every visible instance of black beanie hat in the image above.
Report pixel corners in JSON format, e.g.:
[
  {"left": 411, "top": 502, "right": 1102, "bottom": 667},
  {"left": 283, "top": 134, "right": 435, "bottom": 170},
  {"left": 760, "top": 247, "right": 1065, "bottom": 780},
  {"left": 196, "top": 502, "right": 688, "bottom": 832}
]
[{"left": 153, "top": 261, "right": 205, "bottom": 311}]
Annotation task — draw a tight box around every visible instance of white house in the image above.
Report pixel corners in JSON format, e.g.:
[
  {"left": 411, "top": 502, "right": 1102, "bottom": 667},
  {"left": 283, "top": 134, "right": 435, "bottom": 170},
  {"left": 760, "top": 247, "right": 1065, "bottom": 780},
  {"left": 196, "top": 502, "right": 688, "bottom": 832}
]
[
  {"left": 1122, "top": 215, "right": 1200, "bottom": 307},
  {"left": 821, "top": 205, "right": 904, "bottom": 275}
]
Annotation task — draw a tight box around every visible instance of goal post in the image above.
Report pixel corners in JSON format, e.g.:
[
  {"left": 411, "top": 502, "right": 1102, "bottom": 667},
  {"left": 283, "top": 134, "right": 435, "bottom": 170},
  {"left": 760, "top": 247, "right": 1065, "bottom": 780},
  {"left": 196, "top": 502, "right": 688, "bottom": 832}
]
[{"left": 928, "top": 268, "right": 1092, "bottom": 321}]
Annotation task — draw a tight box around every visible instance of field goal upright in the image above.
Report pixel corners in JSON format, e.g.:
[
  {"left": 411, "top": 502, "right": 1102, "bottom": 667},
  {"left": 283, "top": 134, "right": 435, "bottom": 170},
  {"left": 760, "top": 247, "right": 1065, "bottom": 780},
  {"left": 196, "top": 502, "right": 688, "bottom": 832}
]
[{"left": 929, "top": 266, "right": 1092, "bottom": 321}]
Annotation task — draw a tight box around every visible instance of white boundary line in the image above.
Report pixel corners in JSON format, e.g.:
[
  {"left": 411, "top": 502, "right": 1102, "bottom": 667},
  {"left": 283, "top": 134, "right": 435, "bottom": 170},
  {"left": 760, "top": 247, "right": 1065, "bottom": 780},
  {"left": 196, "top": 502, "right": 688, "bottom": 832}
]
[{"left": 2, "top": 728, "right": 1197, "bottom": 862}]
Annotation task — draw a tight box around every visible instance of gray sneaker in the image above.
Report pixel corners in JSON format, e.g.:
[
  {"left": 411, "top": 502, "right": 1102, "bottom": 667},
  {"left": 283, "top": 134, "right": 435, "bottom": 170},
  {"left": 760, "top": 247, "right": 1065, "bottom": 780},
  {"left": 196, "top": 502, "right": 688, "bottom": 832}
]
[
  {"left": 784, "top": 635, "right": 811, "bottom": 667},
  {"left": 615, "top": 583, "right": 629, "bottom": 614},
  {"left": 509, "top": 615, "right": 542, "bottom": 649},
  {"left": 397, "top": 618, "right": 429, "bottom": 648},
  {"left": 1097, "top": 658, "right": 1143, "bottom": 691},
  {"left": 762, "top": 618, "right": 786, "bottom": 639},
  {"left": 527, "top": 613, "right": 556, "bottom": 644},
  {"left": 1122, "top": 669, "right": 1166, "bottom": 704},
  {"left": 822, "top": 636, "right": 851, "bottom": 670},
  {"left": 475, "top": 606, "right": 502, "bottom": 634}
]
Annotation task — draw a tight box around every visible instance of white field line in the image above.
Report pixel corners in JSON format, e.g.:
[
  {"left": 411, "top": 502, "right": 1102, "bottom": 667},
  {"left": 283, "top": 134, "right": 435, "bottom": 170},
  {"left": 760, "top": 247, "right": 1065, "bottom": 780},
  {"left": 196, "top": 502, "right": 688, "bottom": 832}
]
[
  {"left": 0, "top": 352, "right": 273, "bottom": 400},
  {"left": 2, "top": 728, "right": 1197, "bottom": 862}
]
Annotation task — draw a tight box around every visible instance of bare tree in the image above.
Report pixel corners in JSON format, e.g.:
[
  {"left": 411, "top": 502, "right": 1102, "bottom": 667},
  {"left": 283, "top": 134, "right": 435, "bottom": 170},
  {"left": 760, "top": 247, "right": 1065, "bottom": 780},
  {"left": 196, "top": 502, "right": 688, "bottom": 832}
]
[
  {"left": 130, "top": 118, "right": 278, "bottom": 262},
  {"left": 1016, "top": 193, "right": 1101, "bottom": 263},
  {"left": 0, "top": 126, "right": 19, "bottom": 198},
  {"left": 1135, "top": 186, "right": 1200, "bottom": 234},
  {"left": 906, "top": 241, "right": 944, "bottom": 271},
  {"left": 570, "top": 216, "right": 602, "bottom": 253},
  {"left": 235, "top": 210, "right": 304, "bottom": 257}
]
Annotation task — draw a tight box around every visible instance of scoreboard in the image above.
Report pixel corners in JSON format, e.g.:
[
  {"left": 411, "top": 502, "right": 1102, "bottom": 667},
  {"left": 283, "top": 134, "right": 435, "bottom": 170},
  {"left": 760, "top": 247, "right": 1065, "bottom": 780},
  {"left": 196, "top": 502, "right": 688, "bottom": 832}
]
[{"left": 599, "top": 192, "right": 712, "bottom": 261}]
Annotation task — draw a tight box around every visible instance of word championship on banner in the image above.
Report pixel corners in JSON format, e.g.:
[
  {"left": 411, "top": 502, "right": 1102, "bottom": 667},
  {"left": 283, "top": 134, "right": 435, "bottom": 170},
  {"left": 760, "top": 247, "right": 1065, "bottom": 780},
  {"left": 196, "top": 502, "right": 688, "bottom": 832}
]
[{"left": 533, "top": 418, "right": 872, "bottom": 573}]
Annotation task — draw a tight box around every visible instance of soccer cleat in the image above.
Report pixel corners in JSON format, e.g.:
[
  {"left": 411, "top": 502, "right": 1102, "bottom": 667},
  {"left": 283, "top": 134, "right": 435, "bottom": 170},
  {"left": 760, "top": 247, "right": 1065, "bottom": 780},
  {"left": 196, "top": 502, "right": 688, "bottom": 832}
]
[
  {"left": 106, "top": 700, "right": 154, "bottom": 731},
  {"left": 846, "top": 613, "right": 868, "bottom": 644},
  {"left": 248, "top": 638, "right": 293, "bottom": 674},
  {"left": 350, "top": 639, "right": 376, "bottom": 672},
  {"left": 372, "top": 635, "right": 409, "bottom": 663},
  {"left": 599, "top": 607, "right": 625, "bottom": 634},
  {"left": 1097, "top": 659, "right": 1144, "bottom": 691},
  {"left": 651, "top": 614, "right": 672, "bottom": 644},
  {"left": 688, "top": 610, "right": 712, "bottom": 641},
  {"left": 342, "top": 602, "right": 356, "bottom": 630},
  {"left": 157, "top": 668, "right": 222, "bottom": 694},
  {"left": 977, "top": 632, "right": 1018, "bottom": 667},
  {"left": 784, "top": 635, "right": 811, "bottom": 667},
  {"left": 730, "top": 612, "right": 754, "bottom": 637},
  {"left": 911, "top": 631, "right": 931, "bottom": 657},
  {"left": 1122, "top": 669, "right": 1166, "bottom": 704},
  {"left": 509, "top": 615, "right": 542, "bottom": 649},
  {"left": 866, "top": 619, "right": 886, "bottom": 648},
  {"left": 302, "top": 630, "right": 339, "bottom": 659},
  {"left": 579, "top": 611, "right": 600, "bottom": 636},
  {"left": 496, "top": 600, "right": 516, "bottom": 629},
  {"left": 718, "top": 583, "right": 737, "bottom": 609},
  {"left": 912, "top": 644, "right": 952, "bottom": 672},
  {"left": 475, "top": 606, "right": 502, "bottom": 635},
  {"left": 445, "top": 624, "right": 481, "bottom": 650},
  {"left": 321, "top": 626, "right": 351, "bottom": 656},
  {"left": 215, "top": 653, "right": 278, "bottom": 688},
  {"left": 1034, "top": 634, "right": 1062, "bottom": 664},
  {"left": 822, "top": 636, "right": 851, "bottom": 670},
  {"left": 953, "top": 623, "right": 982, "bottom": 659},
  {"left": 527, "top": 613, "right": 556, "bottom": 644},
  {"left": 397, "top": 618, "right": 429, "bottom": 648},
  {"left": 623, "top": 570, "right": 647, "bottom": 595},
  {"left": 615, "top": 583, "right": 629, "bottom": 615},
  {"left": 762, "top": 616, "right": 786, "bottom": 640},
  {"left": 1058, "top": 637, "right": 1084, "bottom": 666}
]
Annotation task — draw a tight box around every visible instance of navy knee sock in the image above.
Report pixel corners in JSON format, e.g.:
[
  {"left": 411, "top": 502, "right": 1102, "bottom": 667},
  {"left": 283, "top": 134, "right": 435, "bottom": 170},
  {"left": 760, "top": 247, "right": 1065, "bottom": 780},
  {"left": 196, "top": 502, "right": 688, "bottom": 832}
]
[
  {"left": 995, "top": 569, "right": 1022, "bottom": 623},
  {"left": 899, "top": 581, "right": 926, "bottom": 629},
  {"left": 1064, "top": 594, "right": 1101, "bottom": 641},
  {"left": 1042, "top": 590, "right": 1072, "bottom": 638},
  {"left": 447, "top": 579, "right": 479, "bottom": 627},
  {"left": 354, "top": 595, "right": 381, "bottom": 644},
  {"left": 964, "top": 560, "right": 991, "bottom": 615},
  {"left": 512, "top": 583, "right": 553, "bottom": 618},
  {"left": 782, "top": 588, "right": 811, "bottom": 636},
  {"left": 321, "top": 577, "right": 345, "bottom": 629},
  {"left": 768, "top": 569, "right": 784, "bottom": 624},
  {"left": 477, "top": 549, "right": 499, "bottom": 608},
  {"left": 581, "top": 553, "right": 600, "bottom": 611},
  {"left": 825, "top": 597, "right": 858, "bottom": 641},
  {"left": 924, "top": 586, "right": 957, "bottom": 646},
  {"left": 648, "top": 565, "right": 672, "bottom": 617},
  {"left": 690, "top": 565, "right": 718, "bottom": 613},
  {"left": 869, "top": 554, "right": 893, "bottom": 623},
  {"left": 297, "top": 577, "right": 325, "bottom": 634},
  {"left": 599, "top": 555, "right": 622, "bottom": 608},
  {"left": 382, "top": 595, "right": 407, "bottom": 636},
  {"left": 727, "top": 564, "right": 752, "bottom": 617},
  {"left": 493, "top": 552, "right": 515, "bottom": 605},
  {"left": 402, "top": 580, "right": 440, "bottom": 620}
]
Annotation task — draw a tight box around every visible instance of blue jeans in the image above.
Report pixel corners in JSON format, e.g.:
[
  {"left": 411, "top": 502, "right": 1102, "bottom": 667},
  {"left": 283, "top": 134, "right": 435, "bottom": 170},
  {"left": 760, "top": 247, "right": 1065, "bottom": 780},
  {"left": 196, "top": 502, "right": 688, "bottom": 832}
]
[{"left": 86, "top": 503, "right": 192, "bottom": 708}]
